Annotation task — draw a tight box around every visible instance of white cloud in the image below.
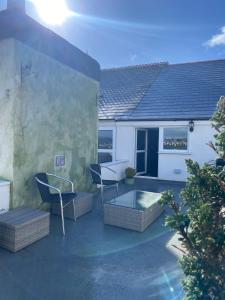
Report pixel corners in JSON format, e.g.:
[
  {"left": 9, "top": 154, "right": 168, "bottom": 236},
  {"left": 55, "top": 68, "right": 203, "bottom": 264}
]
[{"left": 205, "top": 26, "right": 225, "bottom": 47}]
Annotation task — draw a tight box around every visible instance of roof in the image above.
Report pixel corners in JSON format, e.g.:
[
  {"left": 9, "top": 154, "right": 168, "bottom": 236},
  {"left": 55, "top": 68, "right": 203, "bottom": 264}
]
[
  {"left": 99, "top": 59, "right": 225, "bottom": 121},
  {"left": 99, "top": 63, "right": 167, "bottom": 119},
  {"left": 0, "top": 8, "right": 100, "bottom": 81}
]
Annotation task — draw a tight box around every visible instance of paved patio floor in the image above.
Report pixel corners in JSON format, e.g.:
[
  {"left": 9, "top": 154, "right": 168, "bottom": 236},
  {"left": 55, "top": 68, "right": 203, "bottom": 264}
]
[{"left": 0, "top": 178, "right": 185, "bottom": 300}]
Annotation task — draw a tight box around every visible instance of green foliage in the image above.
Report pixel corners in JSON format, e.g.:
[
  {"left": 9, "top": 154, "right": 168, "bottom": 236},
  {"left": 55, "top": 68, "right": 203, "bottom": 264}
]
[
  {"left": 160, "top": 96, "right": 225, "bottom": 300},
  {"left": 125, "top": 167, "right": 136, "bottom": 178},
  {"left": 210, "top": 96, "right": 225, "bottom": 159}
]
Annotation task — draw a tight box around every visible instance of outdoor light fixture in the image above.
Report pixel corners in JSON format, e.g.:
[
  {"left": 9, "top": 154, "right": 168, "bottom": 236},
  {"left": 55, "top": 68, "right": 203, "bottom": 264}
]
[{"left": 189, "top": 120, "right": 194, "bottom": 132}]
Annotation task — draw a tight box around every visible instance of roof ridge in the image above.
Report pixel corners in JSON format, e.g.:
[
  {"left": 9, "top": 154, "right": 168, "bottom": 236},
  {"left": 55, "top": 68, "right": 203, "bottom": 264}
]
[
  {"left": 170, "top": 58, "right": 225, "bottom": 67},
  {"left": 102, "top": 62, "right": 168, "bottom": 72},
  {"left": 102, "top": 58, "right": 225, "bottom": 73}
]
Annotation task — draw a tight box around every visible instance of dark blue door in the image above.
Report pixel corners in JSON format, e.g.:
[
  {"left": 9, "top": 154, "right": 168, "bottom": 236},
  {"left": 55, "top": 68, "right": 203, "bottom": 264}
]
[{"left": 147, "top": 128, "right": 159, "bottom": 177}]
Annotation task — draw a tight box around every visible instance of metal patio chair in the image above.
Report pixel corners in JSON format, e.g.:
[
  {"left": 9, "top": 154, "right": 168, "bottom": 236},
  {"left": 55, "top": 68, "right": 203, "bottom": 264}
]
[
  {"left": 34, "top": 172, "right": 77, "bottom": 236},
  {"left": 89, "top": 164, "right": 119, "bottom": 205}
]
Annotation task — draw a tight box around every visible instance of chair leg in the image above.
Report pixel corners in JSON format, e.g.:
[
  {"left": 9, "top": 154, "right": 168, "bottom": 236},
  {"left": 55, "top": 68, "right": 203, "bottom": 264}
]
[
  {"left": 60, "top": 200, "right": 65, "bottom": 236},
  {"left": 73, "top": 199, "right": 76, "bottom": 222},
  {"left": 100, "top": 185, "right": 104, "bottom": 206}
]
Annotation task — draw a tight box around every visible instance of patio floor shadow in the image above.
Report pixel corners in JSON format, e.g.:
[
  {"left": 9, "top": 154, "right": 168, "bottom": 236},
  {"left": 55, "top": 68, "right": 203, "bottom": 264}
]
[{"left": 0, "top": 178, "right": 185, "bottom": 300}]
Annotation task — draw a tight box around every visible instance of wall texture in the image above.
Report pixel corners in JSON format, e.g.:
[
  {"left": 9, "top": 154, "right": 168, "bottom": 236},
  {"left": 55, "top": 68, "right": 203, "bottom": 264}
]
[
  {"left": 0, "top": 39, "right": 16, "bottom": 181},
  {"left": 0, "top": 38, "right": 99, "bottom": 208}
]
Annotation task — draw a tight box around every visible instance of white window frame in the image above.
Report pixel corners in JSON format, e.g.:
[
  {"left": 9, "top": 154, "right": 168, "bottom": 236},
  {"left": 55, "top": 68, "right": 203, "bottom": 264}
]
[
  {"left": 159, "top": 126, "right": 189, "bottom": 154},
  {"left": 135, "top": 128, "right": 148, "bottom": 175},
  {"left": 98, "top": 127, "right": 116, "bottom": 163}
]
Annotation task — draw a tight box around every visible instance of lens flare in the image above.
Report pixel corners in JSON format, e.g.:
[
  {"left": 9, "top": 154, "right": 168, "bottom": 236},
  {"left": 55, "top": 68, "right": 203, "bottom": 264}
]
[{"left": 29, "top": 0, "right": 77, "bottom": 26}]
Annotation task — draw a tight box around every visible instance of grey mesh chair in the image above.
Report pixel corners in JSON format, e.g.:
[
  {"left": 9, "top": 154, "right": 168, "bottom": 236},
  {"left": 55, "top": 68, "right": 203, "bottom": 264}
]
[
  {"left": 89, "top": 164, "right": 119, "bottom": 205},
  {"left": 34, "top": 173, "right": 77, "bottom": 236}
]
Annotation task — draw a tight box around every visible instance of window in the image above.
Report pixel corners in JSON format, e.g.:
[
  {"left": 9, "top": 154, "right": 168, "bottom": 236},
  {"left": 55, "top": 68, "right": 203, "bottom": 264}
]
[
  {"left": 163, "top": 127, "right": 188, "bottom": 151},
  {"left": 98, "top": 130, "right": 114, "bottom": 163},
  {"left": 98, "top": 152, "right": 113, "bottom": 164}
]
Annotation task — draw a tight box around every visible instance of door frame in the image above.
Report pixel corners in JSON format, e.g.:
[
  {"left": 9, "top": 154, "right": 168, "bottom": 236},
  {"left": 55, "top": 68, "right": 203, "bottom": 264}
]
[{"left": 135, "top": 128, "right": 148, "bottom": 175}]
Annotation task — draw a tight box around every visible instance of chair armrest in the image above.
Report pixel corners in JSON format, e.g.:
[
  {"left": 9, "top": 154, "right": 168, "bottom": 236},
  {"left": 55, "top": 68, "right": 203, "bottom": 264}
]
[
  {"left": 35, "top": 177, "right": 61, "bottom": 194},
  {"left": 89, "top": 167, "right": 103, "bottom": 185},
  {"left": 47, "top": 173, "right": 75, "bottom": 192},
  {"left": 101, "top": 166, "right": 118, "bottom": 181},
  {"left": 101, "top": 166, "right": 117, "bottom": 174}
]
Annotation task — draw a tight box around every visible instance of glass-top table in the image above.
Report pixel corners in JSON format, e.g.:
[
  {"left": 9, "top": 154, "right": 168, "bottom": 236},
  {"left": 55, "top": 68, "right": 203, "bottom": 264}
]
[
  {"left": 104, "top": 190, "right": 164, "bottom": 232},
  {"left": 106, "top": 190, "right": 162, "bottom": 211}
]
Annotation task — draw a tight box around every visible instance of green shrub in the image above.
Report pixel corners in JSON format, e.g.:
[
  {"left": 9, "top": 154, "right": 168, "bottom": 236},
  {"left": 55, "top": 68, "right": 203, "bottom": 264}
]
[
  {"left": 125, "top": 167, "right": 136, "bottom": 178},
  {"left": 160, "top": 97, "right": 225, "bottom": 300}
]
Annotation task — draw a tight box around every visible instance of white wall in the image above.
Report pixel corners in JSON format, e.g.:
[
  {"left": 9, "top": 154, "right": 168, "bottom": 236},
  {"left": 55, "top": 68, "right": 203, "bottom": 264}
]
[
  {"left": 116, "top": 125, "right": 136, "bottom": 164},
  {"left": 99, "top": 120, "right": 216, "bottom": 182}
]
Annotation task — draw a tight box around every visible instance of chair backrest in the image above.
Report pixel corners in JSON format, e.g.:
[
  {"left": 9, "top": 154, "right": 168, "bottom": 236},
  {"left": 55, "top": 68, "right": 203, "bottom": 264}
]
[
  {"left": 89, "top": 164, "right": 102, "bottom": 185},
  {"left": 34, "top": 173, "right": 51, "bottom": 202}
]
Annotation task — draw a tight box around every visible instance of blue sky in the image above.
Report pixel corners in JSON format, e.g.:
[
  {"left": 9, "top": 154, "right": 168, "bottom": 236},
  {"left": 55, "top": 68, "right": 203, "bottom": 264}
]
[{"left": 2, "top": 0, "right": 225, "bottom": 68}]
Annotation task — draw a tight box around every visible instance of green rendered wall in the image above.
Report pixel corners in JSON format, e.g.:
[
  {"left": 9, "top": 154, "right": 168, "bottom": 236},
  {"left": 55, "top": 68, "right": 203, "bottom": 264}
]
[
  {"left": 0, "top": 39, "right": 16, "bottom": 182},
  {"left": 0, "top": 38, "right": 99, "bottom": 208}
]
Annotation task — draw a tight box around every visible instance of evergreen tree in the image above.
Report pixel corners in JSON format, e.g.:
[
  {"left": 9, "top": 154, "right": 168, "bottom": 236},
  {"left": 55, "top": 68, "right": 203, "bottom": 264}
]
[{"left": 160, "top": 97, "right": 225, "bottom": 300}]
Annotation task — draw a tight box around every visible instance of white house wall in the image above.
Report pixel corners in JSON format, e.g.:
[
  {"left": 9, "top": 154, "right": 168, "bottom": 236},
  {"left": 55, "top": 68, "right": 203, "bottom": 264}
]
[{"left": 99, "top": 120, "right": 216, "bottom": 182}]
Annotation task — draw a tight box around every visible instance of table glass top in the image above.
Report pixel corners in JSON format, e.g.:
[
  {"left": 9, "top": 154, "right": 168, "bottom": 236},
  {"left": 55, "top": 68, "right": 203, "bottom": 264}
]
[{"left": 105, "top": 190, "right": 162, "bottom": 211}]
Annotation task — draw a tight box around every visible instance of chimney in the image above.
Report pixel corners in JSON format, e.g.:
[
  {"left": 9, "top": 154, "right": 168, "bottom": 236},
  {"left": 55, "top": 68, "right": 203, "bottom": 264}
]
[{"left": 7, "top": 0, "right": 26, "bottom": 12}]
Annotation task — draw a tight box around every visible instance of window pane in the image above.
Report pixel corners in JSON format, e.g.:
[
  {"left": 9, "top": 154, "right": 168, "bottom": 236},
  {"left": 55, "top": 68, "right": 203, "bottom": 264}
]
[
  {"left": 98, "top": 152, "right": 113, "bottom": 164},
  {"left": 163, "top": 127, "right": 188, "bottom": 150},
  {"left": 98, "top": 130, "right": 113, "bottom": 149},
  {"left": 137, "top": 152, "right": 146, "bottom": 173},
  {"left": 137, "top": 130, "right": 146, "bottom": 150}
]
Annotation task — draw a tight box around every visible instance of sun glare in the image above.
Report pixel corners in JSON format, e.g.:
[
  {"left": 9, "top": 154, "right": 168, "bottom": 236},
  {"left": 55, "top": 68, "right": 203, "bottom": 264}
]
[{"left": 29, "top": 0, "right": 76, "bottom": 26}]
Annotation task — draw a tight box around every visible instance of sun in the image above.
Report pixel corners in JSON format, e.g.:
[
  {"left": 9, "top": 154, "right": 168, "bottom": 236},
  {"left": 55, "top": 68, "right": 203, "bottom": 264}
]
[{"left": 29, "top": 0, "right": 75, "bottom": 26}]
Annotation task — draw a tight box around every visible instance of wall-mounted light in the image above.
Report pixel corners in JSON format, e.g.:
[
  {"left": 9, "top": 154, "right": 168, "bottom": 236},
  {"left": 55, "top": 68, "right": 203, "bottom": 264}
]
[{"left": 189, "top": 120, "right": 194, "bottom": 132}]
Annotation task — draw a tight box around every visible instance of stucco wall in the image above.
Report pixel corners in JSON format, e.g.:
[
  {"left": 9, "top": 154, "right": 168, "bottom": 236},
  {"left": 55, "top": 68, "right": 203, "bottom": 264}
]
[
  {"left": 0, "top": 38, "right": 99, "bottom": 208},
  {"left": 0, "top": 39, "right": 16, "bottom": 181},
  {"left": 99, "top": 120, "right": 217, "bottom": 182}
]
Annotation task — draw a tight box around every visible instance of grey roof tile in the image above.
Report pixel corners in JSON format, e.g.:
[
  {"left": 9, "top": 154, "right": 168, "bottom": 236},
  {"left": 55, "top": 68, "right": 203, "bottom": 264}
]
[
  {"left": 98, "top": 63, "right": 167, "bottom": 120},
  {"left": 99, "top": 59, "right": 225, "bottom": 120}
]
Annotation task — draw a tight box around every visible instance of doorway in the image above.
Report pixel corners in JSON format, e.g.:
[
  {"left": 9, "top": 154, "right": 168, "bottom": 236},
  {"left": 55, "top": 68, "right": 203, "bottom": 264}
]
[{"left": 136, "top": 128, "right": 159, "bottom": 177}]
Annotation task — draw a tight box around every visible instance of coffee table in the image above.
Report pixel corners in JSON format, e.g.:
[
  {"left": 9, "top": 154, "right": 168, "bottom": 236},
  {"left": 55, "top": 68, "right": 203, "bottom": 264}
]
[{"left": 104, "top": 190, "right": 164, "bottom": 232}]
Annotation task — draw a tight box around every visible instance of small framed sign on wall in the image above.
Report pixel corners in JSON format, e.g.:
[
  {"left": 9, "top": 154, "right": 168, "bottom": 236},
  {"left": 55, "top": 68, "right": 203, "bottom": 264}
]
[{"left": 55, "top": 155, "right": 65, "bottom": 167}]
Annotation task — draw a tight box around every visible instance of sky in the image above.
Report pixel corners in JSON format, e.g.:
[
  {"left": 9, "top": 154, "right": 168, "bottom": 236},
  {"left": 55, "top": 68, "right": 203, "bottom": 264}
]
[{"left": 1, "top": 0, "right": 225, "bottom": 68}]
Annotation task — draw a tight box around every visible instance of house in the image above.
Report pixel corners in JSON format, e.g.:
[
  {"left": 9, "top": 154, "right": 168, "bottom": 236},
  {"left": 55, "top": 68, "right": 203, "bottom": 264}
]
[{"left": 98, "top": 60, "right": 225, "bottom": 182}]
